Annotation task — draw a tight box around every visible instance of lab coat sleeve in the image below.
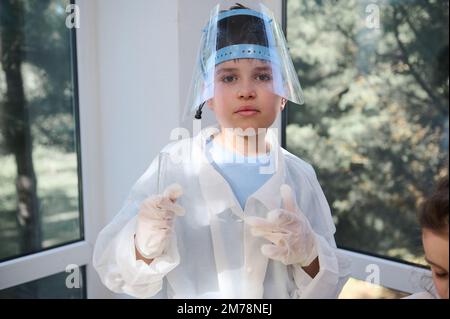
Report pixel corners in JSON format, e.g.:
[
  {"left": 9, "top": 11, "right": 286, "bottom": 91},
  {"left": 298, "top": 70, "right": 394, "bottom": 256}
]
[
  {"left": 93, "top": 212, "right": 180, "bottom": 299},
  {"left": 93, "top": 142, "right": 187, "bottom": 298},
  {"left": 290, "top": 234, "right": 351, "bottom": 299}
]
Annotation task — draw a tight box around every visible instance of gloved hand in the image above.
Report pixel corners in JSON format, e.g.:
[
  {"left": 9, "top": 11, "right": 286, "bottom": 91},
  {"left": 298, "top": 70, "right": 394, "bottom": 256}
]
[
  {"left": 135, "top": 183, "right": 184, "bottom": 259},
  {"left": 245, "top": 184, "right": 318, "bottom": 266}
]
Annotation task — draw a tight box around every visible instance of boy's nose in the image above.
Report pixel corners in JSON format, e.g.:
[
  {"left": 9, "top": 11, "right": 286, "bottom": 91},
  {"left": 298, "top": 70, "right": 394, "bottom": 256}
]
[{"left": 237, "top": 82, "right": 256, "bottom": 99}]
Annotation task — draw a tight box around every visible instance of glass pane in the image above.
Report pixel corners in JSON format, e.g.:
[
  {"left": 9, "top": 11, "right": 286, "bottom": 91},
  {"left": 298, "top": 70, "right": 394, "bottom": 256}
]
[
  {"left": 285, "top": 0, "right": 448, "bottom": 265},
  {"left": 0, "top": 266, "right": 86, "bottom": 299},
  {"left": 0, "top": 0, "right": 83, "bottom": 261}
]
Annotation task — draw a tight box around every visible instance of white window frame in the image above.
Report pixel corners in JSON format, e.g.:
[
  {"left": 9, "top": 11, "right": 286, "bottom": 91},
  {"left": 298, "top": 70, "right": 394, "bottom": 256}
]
[
  {"left": 0, "top": 0, "right": 112, "bottom": 298},
  {"left": 280, "top": 0, "right": 432, "bottom": 295},
  {"left": 337, "top": 249, "right": 432, "bottom": 294}
]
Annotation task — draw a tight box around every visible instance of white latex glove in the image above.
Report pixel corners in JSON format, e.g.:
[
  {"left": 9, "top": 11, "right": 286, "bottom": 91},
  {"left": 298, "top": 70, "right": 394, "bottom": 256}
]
[
  {"left": 135, "top": 183, "right": 184, "bottom": 259},
  {"left": 245, "top": 184, "right": 318, "bottom": 266}
]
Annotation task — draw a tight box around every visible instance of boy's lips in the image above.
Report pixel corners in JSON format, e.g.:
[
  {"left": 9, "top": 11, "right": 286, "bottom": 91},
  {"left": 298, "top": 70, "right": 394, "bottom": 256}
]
[{"left": 235, "top": 106, "right": 260, "bottom": 116}]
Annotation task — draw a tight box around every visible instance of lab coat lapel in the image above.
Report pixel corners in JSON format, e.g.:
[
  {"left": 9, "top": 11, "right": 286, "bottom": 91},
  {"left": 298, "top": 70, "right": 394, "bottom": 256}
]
[
  {"left": 249, "top": 141, "right": 286, "bottom": 212},
  {"left": 194, "top": 129, "right": 240, "bottom": 217},
  {"left": 194, "top": 131, "right": 242, "bottom": 297},
  {"left": 193, "top": 128, "right": 288, "bottom": 298},
  {"left": 242, "top": 141, "right": 287, "bottom": 298}
]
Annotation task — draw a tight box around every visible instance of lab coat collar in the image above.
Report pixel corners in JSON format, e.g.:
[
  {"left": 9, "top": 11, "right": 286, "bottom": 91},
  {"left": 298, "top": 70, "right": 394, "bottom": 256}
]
[
  {"left": 195, "top": 126, "right": 286, "bottom": 216},
  {"left": 250, "top": 138, "right": 286, "bottom": 212}
]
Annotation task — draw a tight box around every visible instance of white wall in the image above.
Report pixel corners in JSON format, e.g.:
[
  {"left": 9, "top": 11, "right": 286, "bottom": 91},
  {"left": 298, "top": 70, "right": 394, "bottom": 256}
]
[{"left": 94, "top": 0, "right": 180, "bottom": 222}]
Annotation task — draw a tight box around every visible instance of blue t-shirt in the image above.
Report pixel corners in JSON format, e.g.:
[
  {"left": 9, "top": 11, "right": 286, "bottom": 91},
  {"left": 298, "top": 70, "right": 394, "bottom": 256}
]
[{"left": 206, "top": 138, "right": 274, "bottom": 210}]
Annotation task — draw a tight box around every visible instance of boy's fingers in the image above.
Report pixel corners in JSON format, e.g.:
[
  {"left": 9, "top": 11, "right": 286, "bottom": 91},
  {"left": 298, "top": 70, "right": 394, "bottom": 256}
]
[
  {"left": 163, "top": 183, "right": 183, "bottom": 201},
  {"left": 245, "top": 216, "right": 275, "bottom": 230},
  {"left": 259, "top": 232, "right": 285, "bottom": 245},
  {"left": 261, "top": 244, "right": 287, "bottom": 262},
  {"left": 159, "top": 199, "right": 185, "bottom": 216},
  {"left": 246, "top": 216, "right": 287, "bottom": 244},
  {"left": 280, "top": 184, "right": 295, "bottom": 212}
]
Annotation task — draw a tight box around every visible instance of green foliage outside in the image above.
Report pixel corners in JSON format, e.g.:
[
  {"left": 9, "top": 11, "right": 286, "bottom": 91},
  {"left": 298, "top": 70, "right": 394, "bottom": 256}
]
[
  {"left": 286, "top": 0, "right": 449, "bottom": 264},
  {"left": 0, "top": 0, "right": 81, "bottom": 261}
]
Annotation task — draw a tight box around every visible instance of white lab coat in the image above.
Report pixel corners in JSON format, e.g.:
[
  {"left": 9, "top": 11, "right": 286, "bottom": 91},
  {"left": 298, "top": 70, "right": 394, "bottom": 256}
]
[{"left": 93, "top": 128, "right": 351, "bottom": 299}]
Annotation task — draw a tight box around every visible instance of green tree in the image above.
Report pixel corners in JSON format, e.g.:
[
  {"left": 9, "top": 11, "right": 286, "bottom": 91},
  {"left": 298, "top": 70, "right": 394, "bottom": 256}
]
[
  {"left": 0, "top": 0, "right": 76, "bottom": 257},
  {"left": 286, "top": 0, "right": 449, "bottom": 262},
  {"left": 1, "top": 0, "right": 41, "bottom": 253}
]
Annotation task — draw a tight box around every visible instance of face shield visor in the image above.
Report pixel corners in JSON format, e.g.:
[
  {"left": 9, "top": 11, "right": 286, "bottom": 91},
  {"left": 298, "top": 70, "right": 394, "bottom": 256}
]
[{"left": 183, "top": 3, "right": 305, "bottom": 121}]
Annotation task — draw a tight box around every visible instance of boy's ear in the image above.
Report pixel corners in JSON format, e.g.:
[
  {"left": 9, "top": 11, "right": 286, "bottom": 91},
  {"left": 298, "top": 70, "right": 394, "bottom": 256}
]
[
  {"left": 280, "top": 98, "right": 287, "bottom": 111},
  {"left": 207, "top": 99, "right": 214, "bottom": 110}
]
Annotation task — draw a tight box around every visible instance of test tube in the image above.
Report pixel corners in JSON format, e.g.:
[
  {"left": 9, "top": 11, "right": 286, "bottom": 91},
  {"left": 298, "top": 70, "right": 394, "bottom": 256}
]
[{"left": 156, "top": 151, "right": 170, "bottom": 194}]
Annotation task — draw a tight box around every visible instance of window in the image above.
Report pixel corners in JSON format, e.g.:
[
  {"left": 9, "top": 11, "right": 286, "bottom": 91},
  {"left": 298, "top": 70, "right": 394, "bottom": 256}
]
[
  {"left": 284, "top": 0, "right": 448, "bottom": 294},
  {"left": 0, "top": 0, "right": 83, "bottom": 262},
  {"left": 0, "top": 0, "right": 98, "bottom": 298}
]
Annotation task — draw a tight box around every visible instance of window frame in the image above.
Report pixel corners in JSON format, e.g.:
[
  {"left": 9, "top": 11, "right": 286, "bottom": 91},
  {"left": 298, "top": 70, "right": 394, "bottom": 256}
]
[{"left": 0, "top": 0, "right": 111, "bottom": 298}]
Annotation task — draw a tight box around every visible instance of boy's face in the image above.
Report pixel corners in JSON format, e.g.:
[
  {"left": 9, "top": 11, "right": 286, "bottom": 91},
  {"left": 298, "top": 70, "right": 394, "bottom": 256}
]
[
  {"left": 422, "top": 228, "right": 449, "bottom": 299},
  {"left": 207, "top": 59, "right": 286, "bottom": 132}
]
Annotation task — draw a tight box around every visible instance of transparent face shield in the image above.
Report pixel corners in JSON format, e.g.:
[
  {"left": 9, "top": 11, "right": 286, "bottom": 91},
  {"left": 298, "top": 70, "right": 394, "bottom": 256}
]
[{"left": 183, "top": 3, "right": 305, "bottom": 121}]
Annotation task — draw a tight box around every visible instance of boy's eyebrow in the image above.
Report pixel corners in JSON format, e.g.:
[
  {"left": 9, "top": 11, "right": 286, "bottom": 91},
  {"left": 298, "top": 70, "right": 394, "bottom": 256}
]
[
  {"left": 253, "top": 66, "right": 272, "bottom": 72},
  {"left": 425, "top": 257, "right": 447, "bottom": 271},
  {"left": 215, "top": 68, "right": 239, "bottom": 75},
  {"left": 215, "top": 66, "right": 273, "bottom": 75}
]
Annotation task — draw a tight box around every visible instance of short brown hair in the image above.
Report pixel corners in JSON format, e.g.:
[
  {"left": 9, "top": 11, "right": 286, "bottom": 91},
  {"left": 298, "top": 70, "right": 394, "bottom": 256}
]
[
  {"left": 418, "top": 175, "right": 449, "bottom": 234},
  {"left": 229, "top": 3, "right": 249, "bottom": 10}
]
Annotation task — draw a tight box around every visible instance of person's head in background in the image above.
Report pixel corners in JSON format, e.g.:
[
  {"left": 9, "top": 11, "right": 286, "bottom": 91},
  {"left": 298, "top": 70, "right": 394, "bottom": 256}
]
[{"left": 418, "top": 175, "right": 449, "bottom": 299}]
